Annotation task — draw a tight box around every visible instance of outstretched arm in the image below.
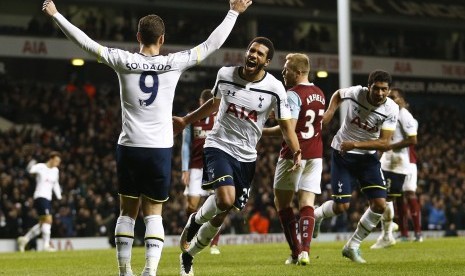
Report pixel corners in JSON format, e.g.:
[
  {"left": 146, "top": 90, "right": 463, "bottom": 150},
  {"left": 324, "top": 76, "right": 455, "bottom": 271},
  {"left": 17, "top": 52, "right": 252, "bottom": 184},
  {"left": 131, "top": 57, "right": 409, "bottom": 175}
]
[
  {"left": 193, "top": 0, "right": 252, "bottom": 62},
  {"left": 322, "top": 90, "right": 342, "bottom": 127},
  {"left": 42, "top": 0, "right": 102, "bottom": 57},
  {"left": 173, "top": 98, "right": 221, "bottom": 136}
]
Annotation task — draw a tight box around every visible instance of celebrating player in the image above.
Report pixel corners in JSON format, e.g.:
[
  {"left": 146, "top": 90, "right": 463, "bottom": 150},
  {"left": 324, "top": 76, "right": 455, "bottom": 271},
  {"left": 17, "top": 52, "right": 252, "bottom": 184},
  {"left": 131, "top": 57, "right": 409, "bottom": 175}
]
[
  {"left": 42, "top": 0, "right": 252, "bottom": 275},
  {"left": 312, "top": 70, "right": 399, "bottom": 263},
  {"left": 17, "top": 151, "right": 62, "bottom": 252},
  {"left": 181, "top": 89, "right": 222, "bottom": 255},
  {"left": 371, "top": 87, "right": 421, "bottom": 249},
  {"left": 173, "top": 37, "right": 302, "bottom": 276}
]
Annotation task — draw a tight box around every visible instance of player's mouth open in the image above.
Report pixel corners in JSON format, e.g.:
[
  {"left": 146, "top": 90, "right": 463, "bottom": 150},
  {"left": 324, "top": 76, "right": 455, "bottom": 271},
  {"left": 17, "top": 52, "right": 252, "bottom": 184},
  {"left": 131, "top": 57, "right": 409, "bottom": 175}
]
[{"left": 245, "top": 59, "right": 257, "bottom": 70}]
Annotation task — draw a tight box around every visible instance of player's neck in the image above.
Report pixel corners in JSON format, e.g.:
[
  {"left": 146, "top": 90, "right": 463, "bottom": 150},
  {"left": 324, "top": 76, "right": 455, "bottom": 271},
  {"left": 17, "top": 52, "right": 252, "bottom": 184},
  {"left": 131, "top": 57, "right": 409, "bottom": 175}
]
[
  {"left": 139, "top": 45, "right": 160, "bottom": 56},
  {"left": 240, "top": 67, "right": 265, "bottom": 82}
]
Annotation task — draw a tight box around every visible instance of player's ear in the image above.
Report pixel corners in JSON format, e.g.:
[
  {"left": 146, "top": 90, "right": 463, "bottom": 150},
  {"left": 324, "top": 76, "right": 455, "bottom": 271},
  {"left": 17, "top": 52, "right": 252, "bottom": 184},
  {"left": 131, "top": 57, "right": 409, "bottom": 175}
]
[
  {"left": 158, "top": 34, "right": 165, "bottom": 46},
  {"left": 136, "top": 32, "right": 142, "bottom": 43},
  {"left": 264, "top": 59, "right": 271, "bottom": 67}
]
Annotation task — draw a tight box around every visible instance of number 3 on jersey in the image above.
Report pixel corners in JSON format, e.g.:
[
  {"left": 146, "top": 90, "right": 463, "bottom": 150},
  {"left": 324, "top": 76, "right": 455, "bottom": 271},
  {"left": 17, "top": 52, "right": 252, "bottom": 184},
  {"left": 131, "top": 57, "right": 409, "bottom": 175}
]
[
  {"left": 138, "top": 71, "right": 159, "bottom": 106},
  {"left": 301, "top": 109, "right": 324, "bottom": 139}
]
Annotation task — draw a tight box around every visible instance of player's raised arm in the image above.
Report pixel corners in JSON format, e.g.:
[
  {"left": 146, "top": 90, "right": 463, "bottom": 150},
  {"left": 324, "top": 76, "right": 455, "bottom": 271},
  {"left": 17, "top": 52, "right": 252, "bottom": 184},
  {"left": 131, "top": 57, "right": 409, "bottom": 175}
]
[
  {"left": 42, "top": 0, "right": 102, "bottom": 57},
  {"left": 193, "top": 0, "right": 252, "bottom": 62}
]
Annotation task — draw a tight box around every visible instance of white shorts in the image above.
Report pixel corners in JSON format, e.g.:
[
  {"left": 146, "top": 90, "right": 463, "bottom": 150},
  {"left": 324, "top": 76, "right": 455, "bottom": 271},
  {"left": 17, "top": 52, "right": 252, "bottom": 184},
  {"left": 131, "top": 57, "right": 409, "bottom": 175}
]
[
  {"left": 184, "top": 168, "right": 209, "bottom": 197},
  {"left": 273, "top": 158, "right": 322, "bottom": 194},
  {"left": 402, "top": 163, "right": 418, "bottom": 192}
]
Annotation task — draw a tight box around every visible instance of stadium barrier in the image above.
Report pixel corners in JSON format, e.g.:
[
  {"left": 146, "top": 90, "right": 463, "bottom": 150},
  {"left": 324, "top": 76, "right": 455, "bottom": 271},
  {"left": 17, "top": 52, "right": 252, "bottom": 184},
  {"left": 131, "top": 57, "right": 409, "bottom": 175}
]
[{"left": 1, "top": 230, "right": 463, "bottom": 253}]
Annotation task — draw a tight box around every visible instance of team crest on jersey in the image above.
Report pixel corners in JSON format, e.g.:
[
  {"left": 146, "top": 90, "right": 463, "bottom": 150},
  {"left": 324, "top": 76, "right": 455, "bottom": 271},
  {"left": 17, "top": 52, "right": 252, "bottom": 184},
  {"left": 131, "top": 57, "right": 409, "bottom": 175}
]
[
  {"left": 338, "top": 181, "right": 343, "bottom": 193},
  {"left": 258, "top": 96, "right": 264, "bottom": 108}
]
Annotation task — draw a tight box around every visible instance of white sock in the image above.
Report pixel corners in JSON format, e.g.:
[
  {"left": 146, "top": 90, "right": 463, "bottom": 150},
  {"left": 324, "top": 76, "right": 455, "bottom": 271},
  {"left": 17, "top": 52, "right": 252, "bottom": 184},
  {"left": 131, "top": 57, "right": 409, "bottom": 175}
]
[
  {"left": 383, "top": 201, "right": 394, "bottom": 237},
  {"left": 187, "top": 222, "right": 221, "bottom": 257},
  {"left": 41, "top": 223, "right": 52, "bottom": 248},
  {"left": 143, "top": 215, "right": 164, "bottom": 275},
  {"left": 195, "top": 195, "right": 223, "bottom": 224},
  {"left": 24, "top": 223, "right": 41, "bottom": 241},
  {"left": 347, "top": 207, "right": 383, "bottom": 248},
  {"left": 115, "top": 216, "right": 135, "bottom": 274},
  {"left": 314, "top": 200, "right": 336, "bottom": 220}
]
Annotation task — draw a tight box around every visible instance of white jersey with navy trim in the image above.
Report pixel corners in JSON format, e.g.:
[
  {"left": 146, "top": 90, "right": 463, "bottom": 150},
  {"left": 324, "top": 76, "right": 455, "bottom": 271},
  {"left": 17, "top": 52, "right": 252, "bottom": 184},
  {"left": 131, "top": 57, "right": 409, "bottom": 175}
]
[
  {"left": 380, "top": 107, "right": 418, "bottom": 174},
  {"left": 331, "top": 85, "right": 399, "bottom": 154},
  {"left": 205, "top": 66, "right": 291, "bottom": 162},
  {"left": 29, "top": 163, "right": 61, "bottom": 201},
  {"left": 52, "top": 11, "right": 239, "bottom": 148}
]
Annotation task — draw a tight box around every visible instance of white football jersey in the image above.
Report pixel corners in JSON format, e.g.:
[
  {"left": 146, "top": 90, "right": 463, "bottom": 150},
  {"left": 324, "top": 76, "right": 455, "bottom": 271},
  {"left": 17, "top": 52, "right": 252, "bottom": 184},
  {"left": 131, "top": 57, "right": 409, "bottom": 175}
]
[
  {"left": 205, "top": 66, "right": 291, "bottom": 162},
  {"left": 331, "top": 85, "right": 399, "bottom": 154},
  {"left": 53, "top": 11, "right": 239, "bottom": 148},
  {"left": 380, "top": 107, "right": 418, "bottom": 174},
  {"left": 29, "top": 163, "right": 61, "bottom": 201}
]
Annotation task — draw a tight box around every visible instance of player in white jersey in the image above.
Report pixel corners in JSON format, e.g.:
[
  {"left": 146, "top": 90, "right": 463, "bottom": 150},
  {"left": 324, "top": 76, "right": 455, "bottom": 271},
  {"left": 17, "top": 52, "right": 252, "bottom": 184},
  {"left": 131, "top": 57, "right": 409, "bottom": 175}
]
[
  {"left": 181, "top": 89, "right": 222, "bottom": 254},
  {"left": 17, "top": 151, "right": 62, "bottom": 252},
  {"left": 174, "top": 37, "right": 302, "bottom": 276},
  {"left": 371, "top": 88, "right": 421, "bottom": 249},
  {"left": 312, "top": 70, "right": 399, "bottom": 263},
  {"left": 42, "top": 1, "right": 252, "bottom": 275}
]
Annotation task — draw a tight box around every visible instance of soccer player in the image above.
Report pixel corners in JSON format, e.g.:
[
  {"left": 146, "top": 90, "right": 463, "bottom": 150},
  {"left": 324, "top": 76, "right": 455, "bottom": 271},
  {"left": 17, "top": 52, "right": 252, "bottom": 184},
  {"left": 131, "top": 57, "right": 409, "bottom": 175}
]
[
  {"left": 371, "top": 88, "right": 421, "bottom": 249},
  {"left": 262, "top": 53, "right": 325, "bottom": 265},
  {"left": 42, "top": 1, "right": 252, "bottom": 275},
  {"left": 173, "top": 37, "right": 302, "bottom": 276},
  {"left": 181, "top": 89, "right": 222, "bottom": 255},
  {"left": 17, "top": 151, "right": 62, "bottom": 252},
  {"left": 312, "top": 70, "right": 399, "bottom": 263}
]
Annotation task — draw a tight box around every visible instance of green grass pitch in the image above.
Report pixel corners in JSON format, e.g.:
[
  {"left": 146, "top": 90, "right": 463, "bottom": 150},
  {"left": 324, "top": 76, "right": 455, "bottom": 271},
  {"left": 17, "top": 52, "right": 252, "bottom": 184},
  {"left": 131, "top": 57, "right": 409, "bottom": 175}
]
[{"left": 1, "top": 237, "right": 464, "bottom": 275}]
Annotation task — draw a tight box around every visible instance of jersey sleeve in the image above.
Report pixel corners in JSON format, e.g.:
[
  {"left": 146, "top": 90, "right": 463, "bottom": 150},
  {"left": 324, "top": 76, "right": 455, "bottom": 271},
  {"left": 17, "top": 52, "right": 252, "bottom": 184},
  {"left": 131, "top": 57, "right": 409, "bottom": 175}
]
[
  {"left": 382, "top": 103, "right": 399, "bottom": 131},
  {"left": 211, "top": 68, "right": 225, "bottom": 99},
  {"left": 275, "top": 82, "right": 292, "bottom": 120},
  {"left": 53, "top": 13, "right": 103, "bottom": 59},
  {"left": 287, "top": 91, "right": 301, "bottom": 119},
  {"left": 181, "top": 125, "right": 192, "bottom": 171},
  {"left": 339, "top": 85, "right": 364, "bottom": 100},
  {"left": 399, "top": 109, "right": 418, "bottom": 136},
  {"left": 29, "top": 163, "right": 42, "bottom": 174}
]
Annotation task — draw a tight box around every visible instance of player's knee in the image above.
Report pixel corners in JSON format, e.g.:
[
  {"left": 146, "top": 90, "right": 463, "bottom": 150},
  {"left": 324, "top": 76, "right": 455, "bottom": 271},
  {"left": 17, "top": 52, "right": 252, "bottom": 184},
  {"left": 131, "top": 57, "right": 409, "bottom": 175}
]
[
  {"left": 216, "top": 200, "right": 233, "bottom": 211},
  {"left": 334, "top": 202, "right": 349, "bottom": 214}
]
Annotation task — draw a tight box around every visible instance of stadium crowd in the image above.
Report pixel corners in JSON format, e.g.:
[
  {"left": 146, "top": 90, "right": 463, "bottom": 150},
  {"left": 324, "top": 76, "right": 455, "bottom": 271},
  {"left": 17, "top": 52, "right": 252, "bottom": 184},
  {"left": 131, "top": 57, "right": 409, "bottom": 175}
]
[
  {"left": 0, "top": 70, "right": 464, "bottom": 244},
  {"left": 1, "top": 4, "right": 465, "bottom": 61}
]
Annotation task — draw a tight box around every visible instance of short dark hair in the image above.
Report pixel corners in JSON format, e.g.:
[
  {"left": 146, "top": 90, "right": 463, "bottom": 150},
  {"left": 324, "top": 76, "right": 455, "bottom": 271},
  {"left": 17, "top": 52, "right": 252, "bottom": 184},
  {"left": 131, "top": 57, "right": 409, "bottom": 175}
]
[
  {"left": 247, "top": 37, "right": 275, "bottom": 60},
  {"left": 367, "top": 70, "right": 392, "bottom": 87},
  {"left": 49, "top": 151, "right": 61, "bottom": 159},
  {"left": 200, "top": 89, "right": 212, "bottom": 102},
  {"left": 138, "top": 15, "right": 165, "bottom": 45}
]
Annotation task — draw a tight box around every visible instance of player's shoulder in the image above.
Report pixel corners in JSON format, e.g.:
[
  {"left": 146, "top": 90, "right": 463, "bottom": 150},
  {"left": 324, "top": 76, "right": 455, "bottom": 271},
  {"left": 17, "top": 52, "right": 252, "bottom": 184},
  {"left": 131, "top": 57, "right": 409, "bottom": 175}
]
[
  {"left": 384, "top": 97, "right": 400, "bottom": 114},
  {"left": 263, "top": 72, "right": 285, "bottom": 91}
]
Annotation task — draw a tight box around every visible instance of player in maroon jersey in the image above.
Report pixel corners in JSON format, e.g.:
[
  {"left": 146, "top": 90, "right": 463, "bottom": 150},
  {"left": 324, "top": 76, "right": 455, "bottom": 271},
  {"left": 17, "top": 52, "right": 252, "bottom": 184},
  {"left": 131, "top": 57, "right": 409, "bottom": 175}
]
[
  {"left": 181, "top": 89, "right": 221, "bottom": 254},
  {"left": 263, "top": 53, "right": 326, "bottom": 266}
]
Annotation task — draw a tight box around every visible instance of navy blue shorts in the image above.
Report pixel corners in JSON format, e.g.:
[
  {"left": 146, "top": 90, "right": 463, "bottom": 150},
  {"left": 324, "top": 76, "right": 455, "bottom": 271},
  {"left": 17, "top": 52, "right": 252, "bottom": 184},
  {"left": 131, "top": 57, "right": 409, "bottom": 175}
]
[
  {"left": 383, "top": 170, "right": 406, "bottom": 197},
  {"left": 202, "top": 147, "right": 256, "bottom": 210},
  {"left": 116, "top": 145, "right": 172, "bottom": 202},
  {"left": 34, "top": 198, "right": 51, "bottom": 216},
  {"left": 330, "top": 149, "right": 387, "bottom": 203}
]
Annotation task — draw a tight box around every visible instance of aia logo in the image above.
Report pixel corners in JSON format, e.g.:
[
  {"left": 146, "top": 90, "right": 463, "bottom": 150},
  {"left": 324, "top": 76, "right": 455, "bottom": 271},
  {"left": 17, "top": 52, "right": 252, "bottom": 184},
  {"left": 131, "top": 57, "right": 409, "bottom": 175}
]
[
  {"left": 350, "top": 116, "right": 379, "bottom": 133},
  {"left": 226, "top": 103, "right": 258, "bottom": 122}
]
